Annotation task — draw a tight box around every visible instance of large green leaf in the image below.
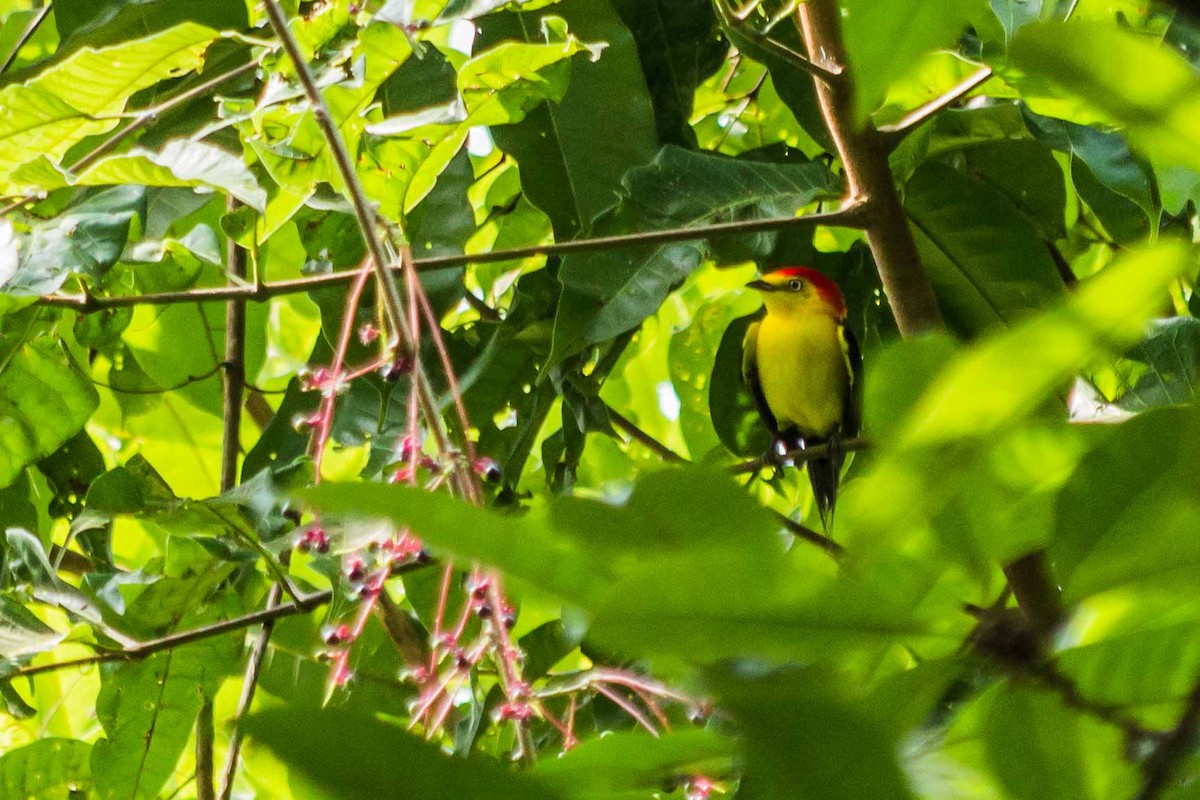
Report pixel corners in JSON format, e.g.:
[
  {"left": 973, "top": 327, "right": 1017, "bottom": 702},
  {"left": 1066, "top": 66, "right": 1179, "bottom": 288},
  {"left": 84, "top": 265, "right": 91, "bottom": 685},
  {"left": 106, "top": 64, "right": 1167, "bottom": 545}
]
[
  {"left": 548, "top": 146, "right": 838, "bottom": 366},
  {"left": 899, "top": 243, "right": 1195, "bottom": 445},
  {"left": 1117, "top": 317, "right": 1200, "bottom": 410},
  {"left": 0, "top": 738, "right": 93, "bottom": 800},
  {"left": 2, "top": 186, "right": 144, "bottom": 298},
  {"left": 534, "top": 729, "right": 736, "bottom": 797},
  {"left": 91, "top": 593, "right": 239, "bottom": 800},
  {"left": 711, "top": 668, "right": 915, "bottom": 800},
  {"left": 1023, "top": 108, "right": 1156, "bottom": 242},
  {"left": 842, "top": 0, "right": 977, "bottom": 125},
  {"left": 0, "top": 341, "right": 100, "bottom": 490},
  {"left": 610, "top": 0, "right": 725, "bottom": 148},
  {"left": 983, "top": 687, "right": 1137, "bottom": 800},
  {"left": 1010, "top": 21, "right": 1200, "bottom": 173},
  {"left": 479, "top": 0, "right": 660, "bottom": 239},
  {"left": 905, "top": 161, "right": 1065, "bottom": 336},
  {"left": 0, "top": 23, "right": 219, "bottom": 188},
  {"left": 243, "top": 709, "right": 565, "bottom": 800},
  {"left": 54, "top": 0, "right": 246, "bottom": 44},
  {"left": 14, "top": 140, "right": 267, "bottom": 211},
  {"left": 1052, "top": 405, "right": 1200, "bottom": 602}
]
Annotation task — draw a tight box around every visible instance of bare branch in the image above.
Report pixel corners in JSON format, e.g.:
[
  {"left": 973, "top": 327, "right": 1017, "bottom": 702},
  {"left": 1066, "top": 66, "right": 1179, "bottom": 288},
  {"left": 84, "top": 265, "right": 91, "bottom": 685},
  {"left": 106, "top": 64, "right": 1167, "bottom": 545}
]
[
  {"left": 714, "top": 0, "right": 841, "bottom": 83},
  {"left": 11, "top": 590, "right": 334, "bottom": 680},
  {"left": 35, "top": 202, "right": 867, "bottom": 311},
  {"left": 877, "top": 66, "right": 993, "bottom": 150},
  {"left": 606, "top": 406, "right": 688, "bottom": 464},
  {"left": 774, "top": 511, "right": 843, "bottom": 556}
]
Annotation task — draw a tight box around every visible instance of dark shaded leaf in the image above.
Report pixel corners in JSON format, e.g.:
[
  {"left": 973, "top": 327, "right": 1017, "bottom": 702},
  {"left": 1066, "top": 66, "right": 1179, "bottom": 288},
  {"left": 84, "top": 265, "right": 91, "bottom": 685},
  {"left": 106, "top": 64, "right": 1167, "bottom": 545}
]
[{"left": 242, "top": 708, "right": 565, "bottom": 800}]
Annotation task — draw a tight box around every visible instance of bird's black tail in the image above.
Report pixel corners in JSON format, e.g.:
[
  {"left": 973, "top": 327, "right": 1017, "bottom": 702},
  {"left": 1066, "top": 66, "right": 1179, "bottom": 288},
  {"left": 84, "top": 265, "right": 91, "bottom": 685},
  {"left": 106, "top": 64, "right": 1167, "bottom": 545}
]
[{"left": 804, "top": 437, "right": 845, "bottom": 532}]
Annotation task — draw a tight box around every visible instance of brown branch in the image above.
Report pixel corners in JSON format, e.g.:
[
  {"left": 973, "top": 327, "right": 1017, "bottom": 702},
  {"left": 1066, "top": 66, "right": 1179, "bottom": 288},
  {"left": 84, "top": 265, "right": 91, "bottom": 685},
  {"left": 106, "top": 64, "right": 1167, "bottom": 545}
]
[
  {"left": 34, "top": 203, "right": 867, "bottom": 311},
  {"left": 213, "top": 199, "right": 249, "bottom": 800},
  {"left": 1136, "top": 676, "right": 1200, "bottom": 799},
  {"left": 796, "top": 0, "right": 942, "bottom": 336},
  {"left": 11, "top": 590, "right": 334, "bottom": 679},
  {"left": 606, "top": 407, "right": 688, "bottom": 464},
  {"left": 715, "top": 0, "right": 841, "bottom": 83},
  {"left": 877, "top": 65, "right": 993, "bottom": 149},
  {"left": 795, "top": 0, "right": 1064, "bottom": 641},
  {"left": 774, "top": 511, "right": 844, "bottom": 557}
]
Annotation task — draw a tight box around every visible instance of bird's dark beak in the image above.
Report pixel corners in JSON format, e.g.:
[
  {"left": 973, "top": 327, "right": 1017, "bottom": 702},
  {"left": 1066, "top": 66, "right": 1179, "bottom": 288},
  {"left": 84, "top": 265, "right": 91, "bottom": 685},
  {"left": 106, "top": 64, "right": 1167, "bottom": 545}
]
[{"left": 746, "top": 279, "right": 774, "bottom": 292}]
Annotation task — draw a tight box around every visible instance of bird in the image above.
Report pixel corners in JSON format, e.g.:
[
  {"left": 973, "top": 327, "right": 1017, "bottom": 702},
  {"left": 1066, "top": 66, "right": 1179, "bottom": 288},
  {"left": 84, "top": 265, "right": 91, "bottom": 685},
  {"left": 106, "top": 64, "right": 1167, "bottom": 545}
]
[{"left": 742, "top": 266, "right": 862, "bottom": 529}]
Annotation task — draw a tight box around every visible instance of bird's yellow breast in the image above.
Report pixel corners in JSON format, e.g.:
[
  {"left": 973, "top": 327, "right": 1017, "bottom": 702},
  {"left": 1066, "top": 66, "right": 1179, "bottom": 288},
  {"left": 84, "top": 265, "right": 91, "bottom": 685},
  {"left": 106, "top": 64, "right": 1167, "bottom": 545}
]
[{"left": 755, "top": 311, "right": 848, "bottom": 437}]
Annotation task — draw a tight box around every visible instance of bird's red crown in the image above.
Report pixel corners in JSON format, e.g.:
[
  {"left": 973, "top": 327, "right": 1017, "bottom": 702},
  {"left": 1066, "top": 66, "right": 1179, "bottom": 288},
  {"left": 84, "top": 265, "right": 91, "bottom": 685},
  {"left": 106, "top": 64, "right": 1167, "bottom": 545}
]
[{"left": 769, "top": 266, "right": 846, "bottom": 318}]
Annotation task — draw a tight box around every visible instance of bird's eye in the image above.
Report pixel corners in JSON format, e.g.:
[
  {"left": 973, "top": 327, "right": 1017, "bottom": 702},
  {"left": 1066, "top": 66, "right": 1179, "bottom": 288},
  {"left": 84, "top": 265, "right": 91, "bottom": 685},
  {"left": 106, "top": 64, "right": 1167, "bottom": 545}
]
[{"left": 787, "top": 279, "right": 804, "bottom": 292}]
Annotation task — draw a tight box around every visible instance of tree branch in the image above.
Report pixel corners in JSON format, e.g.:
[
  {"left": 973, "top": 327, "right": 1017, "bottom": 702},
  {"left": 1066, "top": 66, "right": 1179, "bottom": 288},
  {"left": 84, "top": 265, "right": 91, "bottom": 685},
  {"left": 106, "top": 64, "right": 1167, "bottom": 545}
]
[
  {"left": 34, "top": 203, "right": 868, "bottom": 311},
  {"left": 796, "top": 0, "right": 942, "bottom": 336},
  {"left": 606, "top": 406, "right": 688, "bottom": 464},
  {"left": 795, "top": 0, "right": 1065, "bottom": 641},
  {"left": 876, "top": 65, "right": 993, "bottom": 150},
  {"left": 11, "top": 590, "right": 335, "bottom": 679}
]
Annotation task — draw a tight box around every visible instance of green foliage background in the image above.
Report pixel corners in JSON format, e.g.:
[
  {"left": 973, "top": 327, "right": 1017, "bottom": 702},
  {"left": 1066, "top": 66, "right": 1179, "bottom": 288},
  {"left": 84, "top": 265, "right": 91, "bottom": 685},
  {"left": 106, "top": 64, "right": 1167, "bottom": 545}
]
[{"left": 0, "top": 0, "right": 1199, "bottom": 798}]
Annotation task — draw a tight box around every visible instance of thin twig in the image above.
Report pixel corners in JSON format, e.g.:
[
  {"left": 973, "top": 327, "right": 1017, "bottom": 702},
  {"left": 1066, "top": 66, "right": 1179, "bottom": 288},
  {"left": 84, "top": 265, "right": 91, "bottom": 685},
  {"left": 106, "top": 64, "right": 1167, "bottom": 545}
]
[
  {"left": 728, "top": 437, "right": 871, "bottom": 474},
  {"left": 606, "top": 407, "right": 688, "bottom": 464},
  {"left": 774, "top": 511, "right": 844, "bottom": 556},
  {"left": 213, "top": 199, "right": 252, "bottom": 800},
  {"left": 877, "top": 66, "right": 993, "bottom": 149},
  {"left": 11, "top": 590, "right": 334, "bottom": 679},
  {"left": 0, "top": 3, "right": 51, "bottom": 74},
  {"left": 34, "top": 203, "right": 867, "bottom": 311},
  {"left": 714, "top": 0, "right": 842, "bottom": 83}
]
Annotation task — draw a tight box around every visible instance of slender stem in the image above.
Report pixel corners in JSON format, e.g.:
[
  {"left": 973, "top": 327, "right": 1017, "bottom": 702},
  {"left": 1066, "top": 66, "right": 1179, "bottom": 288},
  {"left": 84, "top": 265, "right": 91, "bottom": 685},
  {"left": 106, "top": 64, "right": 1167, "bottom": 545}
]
[
  {"left": 0, "top": 3, "right": 51, "bottom": 74},
  {"left": 196, "top": 701, "right": 216, "bottom": 800},
  {"left": 606, "top": 406, "right": 688, "bottom": 464},
  {"left": 34, "top": 204, "right": 867, "bottom": 311},
  {"left": 12, "top": 591, "right": 335, "bottom": 679},
  {"left": 774, "top": 511, "right": 843, "bottom": 556},
  {"left": 877, "top": 66, "right": 993, "bottom": 148},
  {"left": 728, "top": 437, "right": 871, "bottom": 474},
  {"left": 262, "top": 0, "right": 407, "bottom": 346}
]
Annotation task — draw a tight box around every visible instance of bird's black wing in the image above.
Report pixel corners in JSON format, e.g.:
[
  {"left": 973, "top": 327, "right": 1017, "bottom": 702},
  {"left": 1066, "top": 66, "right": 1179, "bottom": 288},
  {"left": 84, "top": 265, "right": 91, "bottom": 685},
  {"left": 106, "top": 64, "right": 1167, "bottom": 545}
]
[{"left": 740, "top": 310, "right": 779, "bottom": 436}]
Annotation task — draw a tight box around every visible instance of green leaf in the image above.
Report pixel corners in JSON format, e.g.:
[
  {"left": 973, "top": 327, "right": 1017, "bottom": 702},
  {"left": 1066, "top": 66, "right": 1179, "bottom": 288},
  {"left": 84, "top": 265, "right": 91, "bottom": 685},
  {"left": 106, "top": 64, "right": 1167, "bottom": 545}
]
[
  {"left": 1010, "top": 21, "right": 1200, "bottom": 173},
  {"left": 0, "top": 23, "right": 219, "bottom": 187},
  {"left": 15, "top": 140, "right": 267, "bottom": 212},
  {"left": 1023, "top": 108, "right": 1156, "bottom": 242},
  {"left": 0, "top": 341, "right": 100, "bottom": 490},
  {"left": 0, "top": 738, "right": 92, "bottom": 800},
  {"left": 242, "top": 708, "right": 566, "bottom": 800},
  {"left": 2, "top": 186, "right": 144, "bottom": 297},
  {"left": 900, "top": 243, "right": 1195, "bottom": 446},
  {"left": 843, "top": 0, "right": 977, "bottom": 125},
  {"left": 711, "top": 668, "right": 915, "bottom": 800},
  {"left": 905, "top": 161, "right": 1065, "bottom": 336},
  {"left": 54, "top": 0, "right": 246, "bottom": 45},
  {"left": 610, "top": 0, "right": 725, "bottom": 148},
  {"left": 402, "top": 17, "right": 600, "bottom": 212},
  {"left": 0, "top": 595, "right": 64, "bottom": 660},
  {"left": 1052, "top": 405, "right": 1200, "bottom": 602},
  {"left": 479, "top": 0, "right": 660, "bottom": 238},
  {"left": 91, "top": 595, "right": 239, "bottom": 800},
  {"left": 534, "top": 729, "right": 736, "bottom": 797},
  {"left": 1118, "top": 317, "right": 1200, "bottom": 409},
  {"left": 983, "top": 687, "right": 1137, "bottom": 800},
  {"left": 549, "top": 147, "right": 838, "bottom": 366},
  {"left": 708, "top": 312, "right": 772, "bottom": 457}
]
